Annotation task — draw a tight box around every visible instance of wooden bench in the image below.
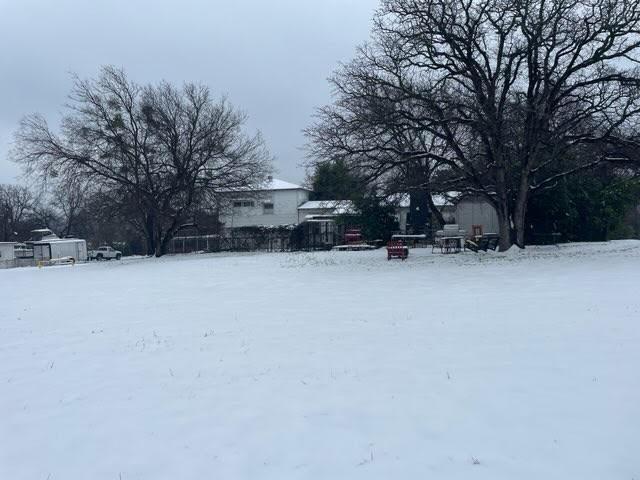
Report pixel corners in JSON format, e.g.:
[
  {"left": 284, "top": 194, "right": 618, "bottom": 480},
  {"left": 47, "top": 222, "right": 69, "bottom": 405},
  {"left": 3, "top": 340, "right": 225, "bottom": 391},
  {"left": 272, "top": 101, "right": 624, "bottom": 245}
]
[{"left": 386, "top": 240, "right": 409, "bottom": 260}]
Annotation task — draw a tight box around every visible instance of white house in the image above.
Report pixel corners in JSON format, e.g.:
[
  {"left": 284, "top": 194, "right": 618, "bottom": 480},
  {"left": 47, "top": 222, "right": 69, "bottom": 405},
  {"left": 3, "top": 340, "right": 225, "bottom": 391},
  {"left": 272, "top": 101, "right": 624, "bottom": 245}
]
[
  {"left": 218, "top": 177, "right": 311, "bottom": 228},
  {"left": 297, "top": 193, "right": 499, "bottom": 236}
]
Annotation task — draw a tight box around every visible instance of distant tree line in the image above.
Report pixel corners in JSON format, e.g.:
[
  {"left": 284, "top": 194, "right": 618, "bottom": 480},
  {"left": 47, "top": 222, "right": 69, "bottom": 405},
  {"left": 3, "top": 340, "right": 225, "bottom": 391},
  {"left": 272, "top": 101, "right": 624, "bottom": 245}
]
[
  {"left": 0, "top": 181, "right": 135, "bottom": 252},
  {"left": 306, "top": 0, "right": 640, "bottom": 249},
  {"left": 9, "top": 66, "right": 272, "bottom": 256},
  {"left": 306, "top": 148, "right": 640, "bottom": 243}
]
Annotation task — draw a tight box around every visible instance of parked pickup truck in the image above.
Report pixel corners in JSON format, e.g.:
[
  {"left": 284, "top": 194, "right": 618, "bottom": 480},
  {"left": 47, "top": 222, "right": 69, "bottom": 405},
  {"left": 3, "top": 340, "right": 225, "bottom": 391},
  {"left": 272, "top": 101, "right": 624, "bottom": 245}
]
[{"left": 88, "top": 246, "right": 122, "bottom": 261}]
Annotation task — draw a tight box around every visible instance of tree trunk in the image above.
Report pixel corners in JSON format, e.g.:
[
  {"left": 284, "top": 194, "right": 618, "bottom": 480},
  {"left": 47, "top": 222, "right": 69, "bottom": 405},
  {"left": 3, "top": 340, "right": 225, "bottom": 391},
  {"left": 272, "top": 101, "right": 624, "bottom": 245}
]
[
  {"left": 154, "top": 224, "right": 176, "bottom": 257},
  {"left": 155, "top": 216, "right": 184, "bottom": 257},
  {"left": 513, "top": 190, "right": 529, "bottom": 248},
  {"left": 63, "top": 218, "right": 73, "bottom": 238},
  {"left": 407, "top": 189, "right": 431, "bottom": 234},
  {"left": 426, "top": 191, "right": 446, "bottom": 229},
  {"left": 144, "top": 215, "right": 156, "bottom": 256},
  {"left": 495, "top": 167, "right": 513, "bottom": 251},
  {"left": 496, "top": 204, "right": 513, "bottom": 251},
  {"left": 513, "top": 168, "right": 532, "bottom": 248},
  {"left": 153, "top": 226, "right": 164, "bottom": 257},
  {"left": 156, "top": 230, "right": 171, "bottom": 257}
]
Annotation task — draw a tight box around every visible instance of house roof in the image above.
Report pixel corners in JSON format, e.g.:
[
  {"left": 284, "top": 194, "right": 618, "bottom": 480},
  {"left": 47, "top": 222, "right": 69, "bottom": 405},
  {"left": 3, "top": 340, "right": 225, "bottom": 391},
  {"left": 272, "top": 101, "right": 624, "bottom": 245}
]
[
  {"left": 298, "top": 192, "right": 462, "bottom": 218},
  {"left": 266, "top": 178, "right": 309, "bottom": 191},
  {"left": 298, "top": 200, "right": 349, "bottom": 210},
  {"left": 298, "top": 200, "right": 358, "bottom": 215},
  {"left": 30, "top": 238, "right": 85, "bottom": 245},
  {"left": 220, "top": 177, "right": 310, "bottom": 194}
]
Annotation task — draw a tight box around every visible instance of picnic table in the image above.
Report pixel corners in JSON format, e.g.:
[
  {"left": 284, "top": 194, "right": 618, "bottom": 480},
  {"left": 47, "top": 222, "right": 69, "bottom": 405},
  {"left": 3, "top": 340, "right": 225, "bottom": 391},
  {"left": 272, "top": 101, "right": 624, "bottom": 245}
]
[
  {"left": 433, "top": 224, "right": 466, "bottom": 254},
  {"left": 441, "top": 236, "right": 464, "bottom": 254}
]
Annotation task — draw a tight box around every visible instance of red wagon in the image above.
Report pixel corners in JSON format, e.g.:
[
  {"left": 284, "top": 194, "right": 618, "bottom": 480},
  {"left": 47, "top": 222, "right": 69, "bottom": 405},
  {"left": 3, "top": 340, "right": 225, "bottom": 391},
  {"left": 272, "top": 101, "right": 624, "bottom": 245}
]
[{"left": 386, "top": 240, "right": 408, "bottom": 260}]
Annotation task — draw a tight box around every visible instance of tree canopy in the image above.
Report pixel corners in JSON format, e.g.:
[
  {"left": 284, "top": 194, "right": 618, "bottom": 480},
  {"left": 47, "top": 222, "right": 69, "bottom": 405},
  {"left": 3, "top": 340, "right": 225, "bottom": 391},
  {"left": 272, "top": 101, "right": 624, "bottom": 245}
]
[
  {"left": 13, "top": 66, "right": 272, "bottom": 255},
  {"left": 307, "top": 0, "right": 640, "bottom": 249}
]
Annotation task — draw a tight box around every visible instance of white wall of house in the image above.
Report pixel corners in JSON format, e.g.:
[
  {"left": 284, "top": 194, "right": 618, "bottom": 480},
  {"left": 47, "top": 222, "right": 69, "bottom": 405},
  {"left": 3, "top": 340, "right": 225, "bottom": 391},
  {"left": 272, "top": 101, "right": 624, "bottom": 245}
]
[{"left": 220, "top": 189, "right": 310, "bottom": 228}]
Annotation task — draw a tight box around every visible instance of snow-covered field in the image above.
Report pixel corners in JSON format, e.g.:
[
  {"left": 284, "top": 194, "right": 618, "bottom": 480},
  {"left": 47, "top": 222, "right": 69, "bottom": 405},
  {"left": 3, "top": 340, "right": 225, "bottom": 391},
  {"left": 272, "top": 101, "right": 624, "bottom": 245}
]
[{"left": 1, "top": 241, "right": 639, "bottom": 479}]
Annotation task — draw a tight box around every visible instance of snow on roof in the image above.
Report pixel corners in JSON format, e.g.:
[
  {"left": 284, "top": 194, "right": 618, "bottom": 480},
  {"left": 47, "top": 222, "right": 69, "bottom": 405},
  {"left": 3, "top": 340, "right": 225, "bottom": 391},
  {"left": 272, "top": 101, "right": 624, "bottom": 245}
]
[
  {"left": 299, "top": 192, "right": 462, "bottom": 216},
  {"left": 31, "top": 238, "right": 85, "bottom": 245},
  {"left": 299, "top": 200, "right": 350, "bottom": 209},
  {"left": 298, "top": 200, "right": 357, "bottom": 215},
  {"left": 303, "top": 214, "right": 338, "bottom": 221},
  {"left": 222, "top": 178, "right": 310, "bottom": 193},
  {"left": 266, "top": 178, "right": 309, "bottom": 191}
]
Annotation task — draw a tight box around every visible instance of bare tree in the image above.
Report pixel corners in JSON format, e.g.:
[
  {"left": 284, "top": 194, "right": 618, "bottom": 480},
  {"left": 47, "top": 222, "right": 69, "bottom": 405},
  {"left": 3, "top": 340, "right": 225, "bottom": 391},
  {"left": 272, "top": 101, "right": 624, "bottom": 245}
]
[
  {"left": 13, "top": 66, "right": 272, "bottom": 256},
  {"left": 308, "top": 0, "right": 640, "bottom": 249},
  {"left": 306, "top": 96, "right": 449, "bottom": 228},
  {"left": 48, "top": 175, "right": 92, "bottom": 238},
  {"left": 0, "top": 184, "right": 34, "bottom": 241}
]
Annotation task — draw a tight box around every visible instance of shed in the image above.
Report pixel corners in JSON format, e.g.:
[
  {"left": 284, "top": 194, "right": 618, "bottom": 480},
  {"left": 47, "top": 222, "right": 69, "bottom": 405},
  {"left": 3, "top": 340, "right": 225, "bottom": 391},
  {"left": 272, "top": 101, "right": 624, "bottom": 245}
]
[
  {"left": 454, "top": 196, "right": 500, "bottom": 236},
  {"left": 0, "top": 242, "right": 17, "bottom": 269}
]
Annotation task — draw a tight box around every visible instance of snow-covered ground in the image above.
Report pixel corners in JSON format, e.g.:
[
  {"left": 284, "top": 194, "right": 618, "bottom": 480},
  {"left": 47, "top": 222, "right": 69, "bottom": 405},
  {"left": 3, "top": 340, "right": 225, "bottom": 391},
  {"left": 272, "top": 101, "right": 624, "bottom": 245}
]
[{"left": 1, "top": 241, "right": 639, "bottom": 479}]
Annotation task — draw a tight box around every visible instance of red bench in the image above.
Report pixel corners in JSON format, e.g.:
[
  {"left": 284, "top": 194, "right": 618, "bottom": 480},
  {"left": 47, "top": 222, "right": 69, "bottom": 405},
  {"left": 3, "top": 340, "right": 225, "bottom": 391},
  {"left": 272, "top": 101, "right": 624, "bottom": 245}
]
[{"left": 386, "top": 240, "right": 408, "bottom": 260}]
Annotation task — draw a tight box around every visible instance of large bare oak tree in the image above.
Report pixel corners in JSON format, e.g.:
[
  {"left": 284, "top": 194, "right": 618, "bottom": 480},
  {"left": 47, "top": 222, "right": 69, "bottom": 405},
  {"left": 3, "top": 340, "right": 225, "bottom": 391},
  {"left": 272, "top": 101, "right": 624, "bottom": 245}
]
[
  {"left": 13, "top": 66, "right": 272, "bottom": 256},
  {"left": 307, "top": 0, "right": 640, "bottom": 249}
]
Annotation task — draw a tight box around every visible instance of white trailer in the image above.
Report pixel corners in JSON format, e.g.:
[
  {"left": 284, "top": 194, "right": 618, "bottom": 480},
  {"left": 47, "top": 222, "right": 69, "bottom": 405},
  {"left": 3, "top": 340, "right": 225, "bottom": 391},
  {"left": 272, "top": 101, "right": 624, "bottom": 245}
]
[
  {"left": 0, "top": 242, "right": 17, "bottom": 269},
  {"left": 32, "top": 239, "right": 88, "bottom": 263}
]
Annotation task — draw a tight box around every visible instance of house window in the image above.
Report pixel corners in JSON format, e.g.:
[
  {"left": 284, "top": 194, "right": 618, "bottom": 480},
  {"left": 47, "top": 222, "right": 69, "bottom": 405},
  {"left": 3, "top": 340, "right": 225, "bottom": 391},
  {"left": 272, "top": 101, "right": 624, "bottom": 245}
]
[
  {"left": 263, "top": 202, "right": 274, "bottom": 214},
  {"left": 233, "top": 200, "right": 255, "bottom": 208}
]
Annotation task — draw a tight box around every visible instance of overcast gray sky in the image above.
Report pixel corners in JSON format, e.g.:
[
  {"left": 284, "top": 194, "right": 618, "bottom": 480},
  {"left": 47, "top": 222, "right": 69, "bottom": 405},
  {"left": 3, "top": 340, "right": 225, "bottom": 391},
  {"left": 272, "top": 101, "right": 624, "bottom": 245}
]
[{"left": 0, "top": 0, "right": 378, "bottom": 185}]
